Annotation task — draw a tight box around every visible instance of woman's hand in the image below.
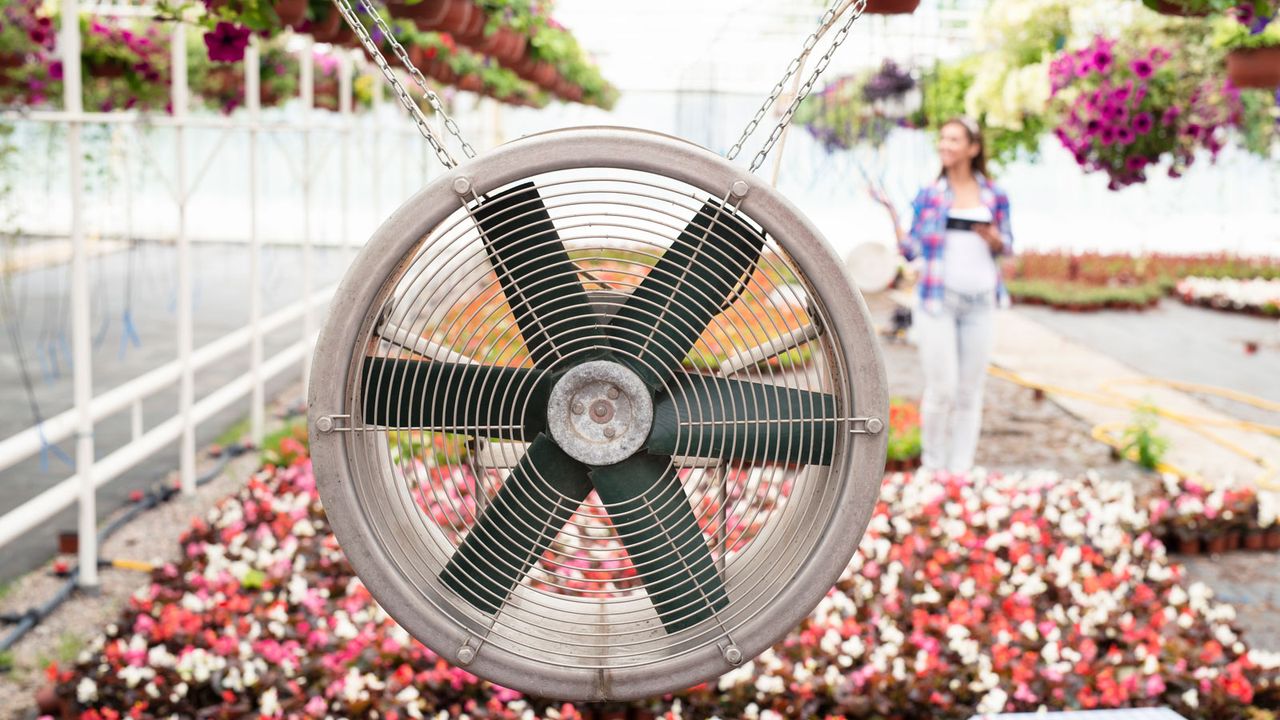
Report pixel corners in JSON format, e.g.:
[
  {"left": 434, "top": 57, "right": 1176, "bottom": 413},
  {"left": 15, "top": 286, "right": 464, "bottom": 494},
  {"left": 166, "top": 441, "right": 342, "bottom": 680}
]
[{"left": 975, "top": 223, "right": 1004, "bottom": 255}]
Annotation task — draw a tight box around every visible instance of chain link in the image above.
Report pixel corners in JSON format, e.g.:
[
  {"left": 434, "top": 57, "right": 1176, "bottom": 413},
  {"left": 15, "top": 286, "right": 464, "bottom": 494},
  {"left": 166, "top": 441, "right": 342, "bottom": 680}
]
[
  {"left": 329, "top": 0, "right": 477, "bottom": 168},
  {"left": 357, "top": 0, "right": 478, "bottom": 160},
  {"left": 725, "top": 0, "right": 867, "bottom": 173}
]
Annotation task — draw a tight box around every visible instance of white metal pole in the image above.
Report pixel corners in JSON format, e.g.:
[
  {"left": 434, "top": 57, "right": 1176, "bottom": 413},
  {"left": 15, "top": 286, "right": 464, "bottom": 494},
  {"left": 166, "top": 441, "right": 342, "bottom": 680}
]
[
  {"left": 172, "top": 24, "right": 195, "bottom": 496},
  {"left": 339, "top": 51, "right": 353, "bottom": 263},
  {"left": 63, "top": 0, "right": 97, "bottom": 591},
  {"left": 300, "top": 40, "right": 315, "bottom": 389},
  {"left": 247, "top": 39, "right": 265, "bottom": 447}
]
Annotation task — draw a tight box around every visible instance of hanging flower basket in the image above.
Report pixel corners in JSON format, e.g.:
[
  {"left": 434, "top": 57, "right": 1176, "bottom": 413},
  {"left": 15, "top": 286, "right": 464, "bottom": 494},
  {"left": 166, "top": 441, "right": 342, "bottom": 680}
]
[
  {"left": 863, "top": 0, "right": 921, "bottom": 15},
  {"left": 511, "top": 55, "right": 540, "bottom": 81},
  {"left": 426, "top": 59, "right": 458, "bottom": 85},
  {"left": 406, "top": 0, "right": 475, "bottom": 36},
  {"left": 480, "top": 28, "right": 527, "bottom": 65},
  {"left": 309, "top": 8, "right": 344, "bottom": 42},
  {"left": 1148, "top": 0, "right": 1211, "bottom": 16},
  {"left": 531, "top": 61, "right": 558, "bottom": 87},
  {"left": 457, "top": 72, "right": 483, "bottom": 92},
  {"left": 456, "top": 7, "right": 487, "bottom": 42},
  {"left": 1226, "top": 46, "right": 1280, "bottom": 88},
  {"left": 273, "top": 0, "right": 307, "bottom": 27}
]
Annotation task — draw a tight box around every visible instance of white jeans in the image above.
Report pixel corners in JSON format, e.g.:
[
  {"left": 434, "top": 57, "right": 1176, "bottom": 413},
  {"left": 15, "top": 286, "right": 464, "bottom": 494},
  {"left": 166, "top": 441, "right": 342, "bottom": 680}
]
[{"left": 913, "top": 290, "right": 996, "bottom": 473}]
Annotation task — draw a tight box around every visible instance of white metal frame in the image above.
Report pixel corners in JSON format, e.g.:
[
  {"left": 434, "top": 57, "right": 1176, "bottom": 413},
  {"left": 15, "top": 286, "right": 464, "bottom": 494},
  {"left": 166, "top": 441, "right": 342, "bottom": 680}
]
[{"left": 0, "top": 1, "right": 442, "bottom": 589}]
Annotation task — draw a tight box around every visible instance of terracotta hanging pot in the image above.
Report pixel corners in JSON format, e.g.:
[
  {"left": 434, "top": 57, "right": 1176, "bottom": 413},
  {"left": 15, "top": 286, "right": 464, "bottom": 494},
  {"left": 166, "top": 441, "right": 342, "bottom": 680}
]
[
  {"left": 457, "top": 73, "right": 483, "bottom": 93},
  {"left": 426, "top": 59, "right": 457, "bottom": 85},
  {"left": 0, "top": 52, "right": 25, "bottom": 70},
  {"left": 457, "top": 6, "right": 488, "bottom": 42},
  {"left": 1148, "top": 0, "right": 1210, "bottom": 16},
  {"left": 560, "top": 83, "right": 583, "bottom": 103},
  {"left": 412, "top": 0, "right": 473, "bottom": 35},
  {"left": 1244, "top": 530, "right": 1265, "bottom": 551},
  {"left": 329, "top": 23, "right": 356, "bottom": 46},
  {"left": 1177, "top": 535, "right": 1201, "bottom": 554},
  {"left": 310, "top": 8, "right": 344, "bottom": 42},
  {"left": 531, "top": 61, "right": 558, "bottom": 87},
  {"left": 407, "top": 45, "right": 427, "bottom": 73},
  {"left": 512, "top": 56, "right": 540, "bottom": 81},
  {"left": 273, "top": 0, "right": 307, "bottom": 27},
  {"left": 863, "top": 0, "right": 921, "bottom": 14},
  {"left": 1268, "top": 526, "right": 1280, "bottom": 550},
  {"left": 1227, "top": 47, "right": 1280, "bottom": 89},
  {"left": 387, "top": 0, "right": 450, "bottom": 25},
  {"left": 480, "top": 28, "right": 526, "bottom": 65}
]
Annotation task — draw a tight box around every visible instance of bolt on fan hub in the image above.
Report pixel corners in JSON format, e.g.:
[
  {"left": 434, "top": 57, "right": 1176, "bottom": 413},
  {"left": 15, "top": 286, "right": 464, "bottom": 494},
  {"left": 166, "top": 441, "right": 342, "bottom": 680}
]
[{"left": 547, "top": 360, "right": 652, "bottom": 466}]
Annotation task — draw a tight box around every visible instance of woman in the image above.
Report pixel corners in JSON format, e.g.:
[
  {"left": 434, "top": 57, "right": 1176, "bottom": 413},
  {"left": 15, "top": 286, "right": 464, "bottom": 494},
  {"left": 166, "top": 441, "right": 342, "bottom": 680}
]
[{"left": 898, "top": 117, "right": 1013, "bottom": 474}]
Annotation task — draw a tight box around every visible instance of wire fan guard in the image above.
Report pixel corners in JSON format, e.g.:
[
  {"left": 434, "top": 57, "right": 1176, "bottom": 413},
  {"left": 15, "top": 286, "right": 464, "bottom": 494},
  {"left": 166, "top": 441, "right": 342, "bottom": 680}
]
[{"left": 308, "top": 127, "right": 887, "bottom": 701}]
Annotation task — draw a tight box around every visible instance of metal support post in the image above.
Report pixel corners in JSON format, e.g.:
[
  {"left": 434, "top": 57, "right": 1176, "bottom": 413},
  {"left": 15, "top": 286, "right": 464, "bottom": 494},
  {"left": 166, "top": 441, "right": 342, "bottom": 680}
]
[
  {"left": 247, "top": 38, "right": 265, "bottom": 447},
  {"left": 300, "top": 39, "right": 315, "bottom": 389},
  {"left": 172, "top": 24, "right": 195, "bottom": 496}
]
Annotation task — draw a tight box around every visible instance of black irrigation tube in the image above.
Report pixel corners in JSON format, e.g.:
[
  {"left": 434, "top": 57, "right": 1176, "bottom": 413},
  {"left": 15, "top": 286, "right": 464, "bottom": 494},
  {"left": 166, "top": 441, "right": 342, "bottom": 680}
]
[{"left": 0, "top": 443, "right": 253, "bottom": 662}]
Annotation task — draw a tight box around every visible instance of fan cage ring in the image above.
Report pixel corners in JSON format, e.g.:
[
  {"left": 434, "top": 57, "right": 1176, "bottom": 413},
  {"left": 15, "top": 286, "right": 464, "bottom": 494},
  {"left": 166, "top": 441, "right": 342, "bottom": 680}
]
[{"left": 308, "top": 127, "right": 887, "bottom": 702}]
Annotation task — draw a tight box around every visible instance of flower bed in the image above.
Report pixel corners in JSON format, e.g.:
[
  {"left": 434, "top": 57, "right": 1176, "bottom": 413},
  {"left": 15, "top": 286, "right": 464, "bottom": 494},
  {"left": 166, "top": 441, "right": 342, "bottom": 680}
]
[
  {"left": 44, "top": 434, "right": 1280, "bottom": 718},
  {"left": 1176, "top": 277, "right": 1280, "bottom": 318},
  {"left": 1004, "top": 252, "right": 1280, "bottom": 312},
  {"left": 1007, "top": 278, "right": 1165, "bottom": 312}
]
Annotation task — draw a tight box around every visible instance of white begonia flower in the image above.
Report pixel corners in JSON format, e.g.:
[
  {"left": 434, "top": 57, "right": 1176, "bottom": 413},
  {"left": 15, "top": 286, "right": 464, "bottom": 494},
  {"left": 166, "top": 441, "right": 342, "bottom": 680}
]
[
  {"left": 1182, "top": 689, "right": 1199, "bottom": 709},
  {"left": 76, "top": 678, "right": 98, "bottom": 704},
  {"left": 754, "top": 675, "right": 785, "bottom": 695},
  {"left": 976, "top": 687, "right": 1009, "bottom": 715},
  {"left": 717, "top": 661, "right": 755, "bottom": 691},
  {"left": 259, "top": 687, "right": 280, "bottom": 717}
]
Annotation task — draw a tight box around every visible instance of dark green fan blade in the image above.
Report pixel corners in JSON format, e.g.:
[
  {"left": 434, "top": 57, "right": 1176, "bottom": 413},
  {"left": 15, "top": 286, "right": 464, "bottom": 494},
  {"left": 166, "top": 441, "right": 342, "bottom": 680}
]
[
  {"left": 441, "top": 433, "right": 593, "bottom": 616},
  {"left": 474, "top": 182, "right": 604, "bottom": 368},
  {"left": 647, "top": 374, "right": 838, "bottom": 465},
  {"left": 361, "top": 357, "right": 547, "bottom": 439},
  {"left": 591, "top": 455, "right": 728, "bottom": 634},
  {"left": 609, "top": 200, "right": 765, "bottom": 386}
]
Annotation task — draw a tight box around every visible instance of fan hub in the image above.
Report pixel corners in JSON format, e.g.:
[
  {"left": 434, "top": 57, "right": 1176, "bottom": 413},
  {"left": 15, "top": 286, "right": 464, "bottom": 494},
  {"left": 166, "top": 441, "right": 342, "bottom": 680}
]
[{"left": 547, "top": 360, "right": 652, "bottom": 466}]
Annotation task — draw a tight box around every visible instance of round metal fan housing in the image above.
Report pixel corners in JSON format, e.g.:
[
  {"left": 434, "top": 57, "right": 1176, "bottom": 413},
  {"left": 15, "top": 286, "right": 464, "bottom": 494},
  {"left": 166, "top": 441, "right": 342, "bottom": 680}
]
[{"left": 308, "top": 126, "right": 888, "bottom": 701}]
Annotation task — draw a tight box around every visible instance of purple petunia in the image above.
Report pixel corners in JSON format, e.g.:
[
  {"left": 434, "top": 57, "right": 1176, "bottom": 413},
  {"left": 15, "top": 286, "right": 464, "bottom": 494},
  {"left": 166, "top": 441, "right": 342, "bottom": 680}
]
[
  {"left": 1133, "top": 112, "right": 1154, "bottom": 135},
  {"left": 203, "top": 22, "right": 251, "bottom": 63},
  {"left": 1161, "top": 106, "right": 1181, "bottom": 126},
  {"left": 1100, "top": 126, "right": 1118, "bottom": 146},
  {"left": 1131, "top": 59, "right": 1154, "bottom": 80},
  {"left": 1117, "top": 127, "right": 1136, "bottom": 145},
  {"left": 1092, "top": 47, "right": 1113, "bottom": 74}
]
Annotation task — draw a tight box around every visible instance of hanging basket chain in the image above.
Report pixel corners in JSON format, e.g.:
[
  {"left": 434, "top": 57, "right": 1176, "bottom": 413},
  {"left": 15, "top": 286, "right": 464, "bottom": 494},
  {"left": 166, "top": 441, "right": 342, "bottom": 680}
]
[
  {"left": 726, "top": 0, "right": 868, "bottom": 173},
  {"left": 329, "top": 0, "right": 477, "bottom": 168}
]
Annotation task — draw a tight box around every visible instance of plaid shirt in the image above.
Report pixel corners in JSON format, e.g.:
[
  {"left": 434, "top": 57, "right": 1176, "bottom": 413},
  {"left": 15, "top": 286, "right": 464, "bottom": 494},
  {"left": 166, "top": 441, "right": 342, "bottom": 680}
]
[{"left": 900, "top": 174, "right": 1014, "bottom": 312}]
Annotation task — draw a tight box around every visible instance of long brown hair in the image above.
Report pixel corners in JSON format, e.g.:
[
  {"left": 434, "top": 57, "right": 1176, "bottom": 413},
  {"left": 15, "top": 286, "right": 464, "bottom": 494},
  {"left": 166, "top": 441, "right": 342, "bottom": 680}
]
[{"left": 939, "top": 117, "right": 987, "bottom": 179}]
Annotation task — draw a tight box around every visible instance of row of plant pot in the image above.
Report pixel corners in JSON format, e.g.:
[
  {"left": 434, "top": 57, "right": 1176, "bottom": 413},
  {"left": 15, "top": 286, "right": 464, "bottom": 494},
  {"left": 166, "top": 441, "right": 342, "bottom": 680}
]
[
  {"left": 1163, "top": 527, "right": 1280, "bottom": 555},
  {"left": 379, "top": 0, "right": 605, "bottom": 104}
]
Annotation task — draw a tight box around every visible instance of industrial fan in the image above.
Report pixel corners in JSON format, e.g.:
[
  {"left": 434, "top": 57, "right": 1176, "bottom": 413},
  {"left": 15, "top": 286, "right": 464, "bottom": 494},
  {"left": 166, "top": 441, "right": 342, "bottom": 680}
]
[{"left": 309, "top": 0, "right": 886, "bottom": 703}]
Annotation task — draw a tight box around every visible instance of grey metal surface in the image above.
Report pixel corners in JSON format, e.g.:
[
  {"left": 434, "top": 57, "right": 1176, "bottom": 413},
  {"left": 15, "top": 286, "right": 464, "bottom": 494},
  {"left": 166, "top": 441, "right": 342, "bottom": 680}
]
[
  {"left": 308, "top": 126, "right": 888, "bottom": 701},
  {"left": 547, "top": 361, "right": 653, "bottom": 467}
]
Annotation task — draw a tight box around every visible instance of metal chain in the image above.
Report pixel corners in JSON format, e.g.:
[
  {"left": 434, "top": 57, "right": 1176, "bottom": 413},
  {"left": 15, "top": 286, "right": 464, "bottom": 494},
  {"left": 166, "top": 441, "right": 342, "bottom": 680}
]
[
  {"left": 356, "top": 0, "right": 478, "bottom": 160},
  {"left": 725, "top": 0, "right": 867, "bottom": 173},
  {"left": 328, "top": 0, "right": 476, "bottom": 168}
]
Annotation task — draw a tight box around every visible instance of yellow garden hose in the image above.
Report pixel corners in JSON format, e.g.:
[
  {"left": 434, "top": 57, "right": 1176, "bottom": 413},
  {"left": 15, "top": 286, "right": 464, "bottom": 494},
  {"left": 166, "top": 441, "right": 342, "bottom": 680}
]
[{"left": 987, "top": 366, "right": 1280, "bottom": 490}]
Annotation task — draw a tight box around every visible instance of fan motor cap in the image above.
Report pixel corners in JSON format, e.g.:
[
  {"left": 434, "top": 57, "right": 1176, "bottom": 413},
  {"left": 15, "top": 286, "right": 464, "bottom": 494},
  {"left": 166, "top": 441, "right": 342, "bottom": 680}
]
[{"left": 546, "top": 360, "right": 652, "bottom": 466}]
